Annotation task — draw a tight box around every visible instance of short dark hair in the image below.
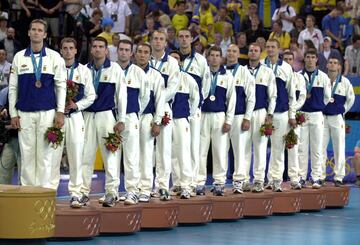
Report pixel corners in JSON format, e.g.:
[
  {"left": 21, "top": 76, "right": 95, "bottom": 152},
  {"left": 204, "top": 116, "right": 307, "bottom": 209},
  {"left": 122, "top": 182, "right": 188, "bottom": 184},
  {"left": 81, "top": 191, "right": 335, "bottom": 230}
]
[
  {"left": 304, "top": 48, "right": 318, "bottom": 58},
  {"left": 208, "top": 45, "right": 222, "bottom": 56},
  {"left": 328, "top": 56, "right": 342, "bottom": 65},
  {"left": 353, "top": 34, "right": 360, "bottom": 43},
  {"left": 29, "top": 19, "right": 47, "bottom": 31},
  {"left": 283, "top": 51, "right": 294, "bottom": 58},
  {"left": 118, "top": 39, "right": 133, "bottom": 50},
  {"left": 60, "top": 37, "right": 77, "bottom": 49},
  {"left": 169, "top": 50, "right": 181, "bottom": 57},
  {"left": 136, "top": 42, "right": 152, "bottom": 53},
  {"left": 92, "top": 36, "right": 108, "bottom": 47}
]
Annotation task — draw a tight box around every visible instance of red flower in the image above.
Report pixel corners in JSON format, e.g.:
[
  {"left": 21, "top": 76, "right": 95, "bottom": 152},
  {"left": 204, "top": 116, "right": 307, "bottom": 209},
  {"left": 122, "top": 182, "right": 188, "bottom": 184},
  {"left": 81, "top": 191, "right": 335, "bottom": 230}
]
[
  {"left": 296, "top": 112, "right": 307, "bottom": 126},
  {"left": 45, "top": 127, "right": 64, "bottom": 149},
  {"left": 345, "top": 124, "right": 351, "bottom": 134},
  {"left": 47, "top": 131, "right": 57, "bottom": 143},
  {"left": 103, "top": 133, "right": 122, "bottom": 153},
  {"left": 260, "top": 123, "right": 275, "bottom": 137},
  {"left": 161, "top": 112, "right": 171, "bottom": 126}
]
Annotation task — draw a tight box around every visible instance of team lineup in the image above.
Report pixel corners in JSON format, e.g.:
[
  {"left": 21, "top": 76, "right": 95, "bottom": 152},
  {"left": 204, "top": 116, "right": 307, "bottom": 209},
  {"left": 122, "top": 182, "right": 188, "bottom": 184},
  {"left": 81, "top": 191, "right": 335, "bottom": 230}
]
[{"left": 8, "top": 19, "right": 355, "bottom": 208}]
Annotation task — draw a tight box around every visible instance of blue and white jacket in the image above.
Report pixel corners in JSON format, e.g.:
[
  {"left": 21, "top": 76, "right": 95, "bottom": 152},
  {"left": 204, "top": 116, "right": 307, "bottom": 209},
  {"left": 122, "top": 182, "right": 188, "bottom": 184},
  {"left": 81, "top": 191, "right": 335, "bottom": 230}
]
[
  {"left": 85, "top": 58, "right": 127, "bottom": 123},
  {"left": 293, "top": 71, "right": 306, "bottom": 111},
  {"left": 9, "top": 46, "right": 66, "bottom": 117},
  {"left": 202, "top": 65, "right": 236, "bottom": 125},
  {"left": 227, "top": 63, "right": 255, "bottom": 120}
]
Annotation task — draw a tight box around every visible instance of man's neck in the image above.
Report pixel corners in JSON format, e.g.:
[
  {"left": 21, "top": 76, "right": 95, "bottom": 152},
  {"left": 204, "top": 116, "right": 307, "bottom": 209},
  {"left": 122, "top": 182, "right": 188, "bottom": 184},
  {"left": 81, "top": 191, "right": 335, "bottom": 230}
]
[
  {"left": 305, "top": 66, "right": 316, "bottom": 72},
  {"left": 210, "top": 65, "right": 220, "bottom": 73},
  {"left": 119, "top": 60, "right": 131, "bottom": 70},
  {"left": 226, "top": 61, "right": 238, "bottom": 67},
  {"left": 307, "top": 26, "right": 314, "bottom": 32},
  {"left": 152, "top": 50, "right": 165, "bottom": 60},
  {"left": 249, "top": 59, "right": 260, "bottom": 68},
  {"left": 137, "top": 62, "right": 147, "bottom": 70},
  {"left": 31, "top": 42, "right": 44, "bottom": 52},
  {"left": 0, "top": 60, "right": 5, "bottom": 65},
  {"left": 64, "top": 58, "right": 75, "bottom": 67},
  {"left": 94, "top": 57, "right": 106, "bottom": 69},
  {"left": 324, "top": 46, "right": 331, "bottom": 52},
  {"left": 268, "top": 55, "right": 279, "bottom": 64},
  {"left": 328, "top": 71, "right": 339, "bottom": 81},
  {"left": 179, "top": 46, "right": 191, "bottom": 55}
]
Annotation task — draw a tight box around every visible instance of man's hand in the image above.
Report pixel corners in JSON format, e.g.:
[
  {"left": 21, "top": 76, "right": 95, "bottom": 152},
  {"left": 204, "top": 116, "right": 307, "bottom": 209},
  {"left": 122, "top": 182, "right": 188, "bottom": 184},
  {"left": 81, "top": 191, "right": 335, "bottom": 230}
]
[
  {"left": 241, "top": 118, "right": 250, "bottom": 131},
  {"left": 222, "top": 123, "right": 231, "bottom": 133},
  {"left": 114, "top": 122, "right": 125, "bottom": 134},
  {"left": 151, "top": 124, "right": 161, "bottom": 137},
  {"left": 65, "top": 100, "right": 78, "bottom": 112},
  {"left": 11, "top": 116, "right": 21, "bottom": 129},
  {"left": 265, "top": 115, "right": 273, "bottom": 124},
  {"left": 54, "top": 112, "right": 64, "bottom": 128},
  {"left": 288, "top": 118, "right": 297, "bottom": 129},
  {"left": 0, "top": 108, "right": 8, "bottom": 118}
]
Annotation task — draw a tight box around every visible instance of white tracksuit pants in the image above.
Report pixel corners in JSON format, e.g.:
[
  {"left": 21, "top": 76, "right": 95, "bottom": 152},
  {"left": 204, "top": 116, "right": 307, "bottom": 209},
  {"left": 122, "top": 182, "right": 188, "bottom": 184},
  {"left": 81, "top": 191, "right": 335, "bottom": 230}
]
[
  {"left": 198, "top": 112, "right": 229, "bottom": 186},
  {"left": 51, "top": 112, "right": 85, "bottom": 197},
  {"left": 18, "top": 110, "right": 56, "bottom": 188},
  {"left": 190, "top": 108, "right": 201, "bottom": 187},
  {"left": 139, "top": 113, "right": 155, "bottom": 196},
  {"left": 322, "top": 114, "right": 346, "bottom": 182},
  {"left": 230, "top": 114, "right": 250, "bottom": 183},
  {"left": 81, "top": 110, "right": 120, "bottom": 196},
  {"left": 120, "top": 112, "right": 140, "bottom": 194},
  {"left": 171, "top": 118, "right": 192, "bottom": 191},
  {"left": 244, "top": 108, "right": 268, "bottom": 183},
  {"left": 298, "top": 111, "right": 324, "bottom": 181},
  {"left": 268, "top": 111, "right": 289, "bottom": 182},
  {"left": 155, "top": 104, "right": 172, "bottom": 190},
  {"left": 287, "top": 125, "right": 301, "bottom": 183}
]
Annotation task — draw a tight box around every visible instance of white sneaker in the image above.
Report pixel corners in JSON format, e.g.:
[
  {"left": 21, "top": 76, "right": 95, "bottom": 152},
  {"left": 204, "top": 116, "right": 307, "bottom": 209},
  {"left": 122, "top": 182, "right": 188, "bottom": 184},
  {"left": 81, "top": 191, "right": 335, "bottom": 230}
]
[
  {"left": 124, "top": 193, "right": 139, "bottom": 205},
  {"left": 138, "top": 194, "right": 150, "bottom": 202}
]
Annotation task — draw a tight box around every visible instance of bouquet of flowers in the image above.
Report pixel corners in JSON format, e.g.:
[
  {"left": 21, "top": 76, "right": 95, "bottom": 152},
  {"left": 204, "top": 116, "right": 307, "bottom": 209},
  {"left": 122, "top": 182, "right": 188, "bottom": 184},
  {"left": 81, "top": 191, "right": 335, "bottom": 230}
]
[
  {"left": 103, "top": 132, "right": 121, "bottom": 153},
  {"left": 295, "top": 112, "right": 306, "bottom": 126},
  {"left": 345, "top": 124, "right": 351, "bottom": 134},
  {"left": 161, "top": 112, "right": 171, "bottom": 126},
  {"left": 66, "top": 79, "right": 79, "bottom": 102},
  {"left": 45, "top": 127, "right": 64, "bottom": 149},
  {"left": 260, "top": 122, "right": 275, "bottom": 137},
  {"left": 284, "top": 129, "right": 298, "bottom": 149}
]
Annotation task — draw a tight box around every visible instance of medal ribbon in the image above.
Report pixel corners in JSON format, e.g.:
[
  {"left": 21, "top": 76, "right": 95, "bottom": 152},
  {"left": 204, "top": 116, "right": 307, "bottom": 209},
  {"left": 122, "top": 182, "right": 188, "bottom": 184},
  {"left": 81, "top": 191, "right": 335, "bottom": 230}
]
[
  {"left": 266, "top": 58, "right": 278, "bottom": 76},
  {"left": 30, "top": 49, "right": 43, "bottom": 84},
  {"left": 67, "top": 63, "right": 75, "bottom": 81},
  {"left": 151, "top": 59, "right": 164, "bottom": 72},
  {"left": 92, "top": 64, "right": 103, "bottom": 92},
  {"left": 331, "top": 75, "right": 341, "bottom": 97},
  {"left": 183, "top": 56, "right": 194, "bottom": 73},
  {"left": 209, "top": 71, "right": 219, "bottom": 97},
  {"left": 303, "top": 69, "right": 318, "bottom": 93},
  {"left": 249, "top": 64, "right": 261, "bottom": 80},
  {"left": 231, "top": 63, "right": 240, "bottom": 76}
]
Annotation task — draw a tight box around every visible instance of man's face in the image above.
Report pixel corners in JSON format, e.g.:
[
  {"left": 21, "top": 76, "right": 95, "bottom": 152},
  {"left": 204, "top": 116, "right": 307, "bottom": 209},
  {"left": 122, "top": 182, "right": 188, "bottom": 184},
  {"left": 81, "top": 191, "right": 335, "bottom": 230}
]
[
  {"left": 208, "top": 50, "right": 222, "bottom": 67},
  {"left": 135, "top": 45, "right": 151, "bottom": 67},
  {"left": 60, "top": 41, "right": 77, "bottom": 61},
  {"left": 283, "top": 54, "right": 294, "bottom": 66},
  {"left": 91, "top": 40, "right": 107, "bottom": 60},
  {"left": 28, "top": 22, "right": 47, "bottom": 43},
  {"left": 266, "top": 41, "right": 279, "bottom": 57},
  {"left": 237, "top": 34, "right": 246, "bottom": 46},
  {"left": 304, "top": 53, "right": 318, "bottom": 69},
  {"left": 248, "top": 44, "right": 261, "bottom": 61},
  {"left": 323, "top": 39, "right": 331, "bottom": 49},
  {"left": 151, "top": 31, "right": 167, "bottom": 52},
  {"left": 112, "top": 35, "right": 120, "bottom": 47},
  {"left": 0, "top": 50, "right": 6, "bottom": 62},
  {"left": 306, "top": 17, "right": 314, "bottom": 28},
  {"left": 354, "top": 40, "right": 360, "bottom": 49},
  {"left": 326, "top": 58, "right": 340, "bottom": 72},
  {"left": 226, "top": 44, "right": 239, "bottom": 64},
  {"left": 177, "top": 30, "right": 193, "bottom": 49},
  {"left": 6, "top": 28, "right": 15, "bottom": 39},
  {"left": 117, "top": 42, "right": 133, "bottom": 63}
]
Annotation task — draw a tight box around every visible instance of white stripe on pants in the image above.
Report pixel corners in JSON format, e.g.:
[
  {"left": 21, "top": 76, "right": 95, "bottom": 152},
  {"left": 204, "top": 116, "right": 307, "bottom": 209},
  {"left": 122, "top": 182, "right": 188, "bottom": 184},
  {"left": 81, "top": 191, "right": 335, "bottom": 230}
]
[
  {"left": 287, "top": 126, "right": 300, "bottom": 183},
  {"left": 190, "top": 108, "right": 201, "bottom": 187},
  {"left": 230, "top": 114, "right": 250, "bottom": 182},
  {"left": 244, "top": 108, "right": 268, "bottom": 183},
  {"left": 155, "top": 105, "right": 172, "bottom": 190},
  {"left": 171, "top": 118, "right": 192, "bottom": 191},
  {"left": 298, "top": 111, "right": 324, "bottom": 181},
  {"left": 322, "top": 114, "right": 346, "bottom": 181},
  {"left": 198, "top": 112, "right": 229, "bottom": 186},
  {"left": 51, "top": 112, "right": 85, "bottom": 197},
  {"left": 18, "top": 110, "right": 55, "bottom": 188},
  {"left": 139, "top": 113, "right": 155, "bottom": 196},
  {"left": 268, "top": 111, "right": 289, "bottom": 182},
  {"left": 81, "top": 111, "right": 120, "bottom": 196},
  {"left": 121, "top": 113, "right": 140, "bottom": 194}
]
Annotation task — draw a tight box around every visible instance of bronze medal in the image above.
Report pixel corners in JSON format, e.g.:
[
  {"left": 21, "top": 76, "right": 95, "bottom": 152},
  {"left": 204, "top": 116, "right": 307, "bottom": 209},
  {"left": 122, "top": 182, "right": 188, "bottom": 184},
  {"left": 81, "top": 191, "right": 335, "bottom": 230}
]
[{"left": 35, "top": 80, "right": 42, "bottom": 88}]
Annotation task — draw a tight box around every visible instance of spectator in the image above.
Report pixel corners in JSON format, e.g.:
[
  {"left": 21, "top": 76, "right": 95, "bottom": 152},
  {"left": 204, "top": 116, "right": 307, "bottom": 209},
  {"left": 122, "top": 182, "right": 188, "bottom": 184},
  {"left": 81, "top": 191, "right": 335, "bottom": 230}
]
[
  {"left": 288, "top": 40, "right": 304, "bottom": 71},
  {"left": 258, "top": 0, "right": 278, "bottom": 29},
  {"left": 245, "top": 15, "right": 266, "bottom": 44},
  {"left": 290, "top": 16, "right": 305, "bottom": 40},
  {"left": 344, "top": 34, "right": 360, "bottom": 77},
  {"left": 256, "top": 36, "right": 267, "bottom": 60},
  {"left": 84, "top": 9, "right": 103, "bottom": 39},
  {"left": 226, "top": 0, "right": 243, "bottom": 33},
  {"left": 98, "top": 17, "right": 115, "bottom": 45},
  {"left": 268, "top": 20, "right": 291, "bottom": 50},
  {"left": 17, "top": 0, "right": 40, "bottom": 47},
  {"left": 158, "top": 13, "right": 172, "bottom": 28},
  {"left": 81, "top": 0, "right": 108, "bottom": 20},
  {"left": 199, "top": 0, "right": 215, "bottom": 44},
  {"left": 322, "top": 4, "right": 347, "bottom": 50},
  {"left": 106, "top": 0, "right": 132, "bottom": 35},
  {"left": 108, "top": 33, "right": 120, "bottom": 62},
  {"left": 220, "top": 22, "right": 234, "bottom": 57},
  {"left": 142, "top": 15, "right": 156, "bottom": 42},
  {"left": 353, "top": 140, "right": 360, "bottom": 186},
  {"left": 147, "top": 0, "right": 170, "bottom": 15},
  {"left": 320, "top": 36, "right": 343, "bottom": 73},
  {"left": 242, "top": 3, "right": 263, "bottom": 32},
  {"left": 312, "top": 0, "right": 336, "bottom": 29},
  {"left": 38, "top": 0, "right": 63, "bottom": 48},
  {"left": 0, "top": 49, "right": 11, "bottom": 89},
  {"left": 236, "top": 32, "right": 249, "bottom": 66},
  {"left": 0, "top": 27, "right": 22, "bottom": 63},
  {"left": 128, "top": 0, "right": 143, "bottom": 37},
  {"left": 0, "top": 16, "right": 7, "bottom": 41},
  {"left": 298, "top": 15, "right": 324, "bottom": 52},
  {"left": 63, "top": 0, "right": 86, "bottom": 36},
  {"left": 166, "top": 26, "right": 179, "bottom": 52},
  {"left": 172, "top": 0, "right": 189, "bottom": 33},
  {"left": 214, "top": 6, "right": 233, "bottom": 36},
  {"left": 272, "top": 0, "right": 297, "bottom": 33}
]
